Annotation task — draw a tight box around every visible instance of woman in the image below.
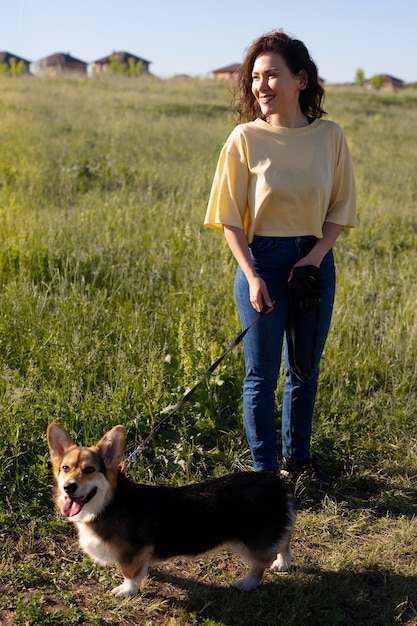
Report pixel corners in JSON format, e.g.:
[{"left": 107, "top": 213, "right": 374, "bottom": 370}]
[{"left": 204, "top": 30, "right": 356, "bottom": 489}]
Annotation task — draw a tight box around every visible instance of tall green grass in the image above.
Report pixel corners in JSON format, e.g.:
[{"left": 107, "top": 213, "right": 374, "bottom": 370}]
[
  {"left": 1, "top": 77, "right": 417, "bottom": 625},
  {"left": 0, "top": 78, "right": 246, "bottom": 509}
]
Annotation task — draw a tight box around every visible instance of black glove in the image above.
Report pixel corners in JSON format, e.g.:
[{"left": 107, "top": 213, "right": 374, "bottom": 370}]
[{"left": 288, "top": 265, "right": 323, "bottom": 314}]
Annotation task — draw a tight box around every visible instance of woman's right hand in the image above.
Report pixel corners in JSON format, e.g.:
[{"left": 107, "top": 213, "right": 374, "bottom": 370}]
[
  {"left": 223, "top": 225, "right": 273, "bottom": 313},
  {"left": 248, "top": 275, "right": 273, "bottom": 313}
]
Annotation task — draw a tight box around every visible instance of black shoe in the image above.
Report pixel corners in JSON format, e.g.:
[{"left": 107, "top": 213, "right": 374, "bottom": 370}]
[{"left": 280, "top": 457, "right": 334, "bottom": 491}]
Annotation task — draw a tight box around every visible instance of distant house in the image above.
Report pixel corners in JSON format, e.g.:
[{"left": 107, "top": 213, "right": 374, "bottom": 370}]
[
  {"left": 92, "top": 52, "right": 152, "bottom": 75},
  {"left": 0, "top": 51, "right": 31, "bottom": 74},
  {"left": 212, "top": 63, "right": 241, "bottom": 81},
  {"left": 380, "top": 75, "right": 404, "bottom": 91},
  {"left": 364, "top": 74, "right": 405, "bottom": 91},
  {"left": 32, "top": 53, "right": 87, "bottom": 77}
]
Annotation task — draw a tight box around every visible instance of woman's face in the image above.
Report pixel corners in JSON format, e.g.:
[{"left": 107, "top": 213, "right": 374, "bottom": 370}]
[{"left": 251, "top": 52, "right": 306, "bottom": 121}]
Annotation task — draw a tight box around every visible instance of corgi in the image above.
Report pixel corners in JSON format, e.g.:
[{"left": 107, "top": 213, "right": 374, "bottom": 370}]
[{"left": 47, "top": 423, "right": 296, "bottom": 597}]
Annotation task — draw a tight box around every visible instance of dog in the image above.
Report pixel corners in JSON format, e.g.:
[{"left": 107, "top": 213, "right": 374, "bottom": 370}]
[{"left": 47, "top": 423, "right": 296, "bottom": 597}]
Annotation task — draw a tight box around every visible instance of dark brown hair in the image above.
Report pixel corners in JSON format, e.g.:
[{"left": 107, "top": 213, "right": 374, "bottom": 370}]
[{"left": 234, "top": 30, "right": 326, "bottom": 123}]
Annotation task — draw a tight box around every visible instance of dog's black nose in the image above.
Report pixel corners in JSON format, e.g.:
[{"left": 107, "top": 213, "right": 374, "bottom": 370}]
[{"left": 64, "top": 483, "right": 78, "bottom": 496}]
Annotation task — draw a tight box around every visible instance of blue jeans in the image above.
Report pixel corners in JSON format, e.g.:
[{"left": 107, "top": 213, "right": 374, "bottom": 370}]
[{"left": 234, "top": 236, "right": 336, "bottom": 471}]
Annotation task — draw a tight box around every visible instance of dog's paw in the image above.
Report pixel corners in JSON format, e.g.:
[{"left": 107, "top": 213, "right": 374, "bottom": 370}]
[
  {"left": 234, "top": 575, "right": 259, "bottom": 591},
  {"left": 270, "top": 550, "right": 292, "bottom": 573},
  {"left": 111, "top": 581, "right": 139, "bottom": 597}
]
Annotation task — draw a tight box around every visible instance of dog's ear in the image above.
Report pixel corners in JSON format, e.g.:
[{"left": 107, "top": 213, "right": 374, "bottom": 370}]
[
  {"left": 95, "top": 425, "right": 126, "bottom": 468},
  {"left": 47, "top": 423, "right": 76, "bottom": 468}
]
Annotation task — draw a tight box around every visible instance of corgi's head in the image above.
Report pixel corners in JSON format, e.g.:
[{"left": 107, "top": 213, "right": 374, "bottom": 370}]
[{"left": 47, "top": 423, "right": 126, "bottom": 523}]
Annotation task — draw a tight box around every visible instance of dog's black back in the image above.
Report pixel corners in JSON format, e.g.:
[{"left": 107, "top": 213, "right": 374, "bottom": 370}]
[{"left": 90, "top": 470, "right": 293, "bottom": 560}]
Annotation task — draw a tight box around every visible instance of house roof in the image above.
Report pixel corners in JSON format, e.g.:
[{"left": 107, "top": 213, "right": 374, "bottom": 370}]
[
  {"left": 383, "top": 74, "right": 404, "bottom": 83},
  {"left": 93, "top": 51, "right": 151, "bottom": 65},
  {"left": 37, "top": 52, "right": 87, "bottom": 66},
  {"left": 212, "top": 63, "right": 241, "bottom": 74},
  {"left": 364, "top": 74, "right": 405, "bottom": 86},
  {"left": 0, "top": 51, "right": 31, "bottom": 64}
]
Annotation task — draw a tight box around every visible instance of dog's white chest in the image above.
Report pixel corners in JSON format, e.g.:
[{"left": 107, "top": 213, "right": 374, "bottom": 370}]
[{"left": 77, "top": 524, "right": 117, "bottom": 566}]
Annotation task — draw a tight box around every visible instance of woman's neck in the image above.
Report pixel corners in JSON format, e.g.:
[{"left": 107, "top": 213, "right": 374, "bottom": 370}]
[{"left": 266, "top": 109, "right": 309, "bottom": 128}]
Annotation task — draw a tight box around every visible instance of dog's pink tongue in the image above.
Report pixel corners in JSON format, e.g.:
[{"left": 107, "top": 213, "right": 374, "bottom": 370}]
[{"left": 61, "top": 497, "right": 83, "bottom": 518}]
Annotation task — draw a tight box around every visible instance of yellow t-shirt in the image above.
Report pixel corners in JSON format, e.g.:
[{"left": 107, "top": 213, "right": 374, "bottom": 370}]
[{"left": 204, "top": 118, "right": 356, "bottom": 243}]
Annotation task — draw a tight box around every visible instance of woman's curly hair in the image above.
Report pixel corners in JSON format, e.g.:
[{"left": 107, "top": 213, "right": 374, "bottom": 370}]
[{"left": 234, "top": 30, "right": 326, "bottom": 123}]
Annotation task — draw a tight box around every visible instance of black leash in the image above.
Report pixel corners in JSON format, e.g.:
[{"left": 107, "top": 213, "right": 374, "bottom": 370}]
[
  {"left": 120, "top": 304, "right": 270, "bottom": 472},
  {"left": 286, "top": 265, "right": 323, "bottom": 380}
]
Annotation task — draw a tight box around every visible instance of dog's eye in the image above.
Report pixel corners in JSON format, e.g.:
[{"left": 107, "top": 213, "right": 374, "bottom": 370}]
[
  {"left": 61, "top": 465, "right": 70, "bottom": 473},
  {"left": 83, "top": 466, "right": 95, "bottom": 475}
]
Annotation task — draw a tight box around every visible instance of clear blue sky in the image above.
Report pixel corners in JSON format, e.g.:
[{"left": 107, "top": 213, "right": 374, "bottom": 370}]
[{"left": 1, "top": 0, "right": 415, "bottom": 83}]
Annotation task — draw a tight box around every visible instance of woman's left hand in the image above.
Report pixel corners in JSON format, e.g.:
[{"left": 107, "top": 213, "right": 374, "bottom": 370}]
[{"left": 289, "top": 222, "right": 344, "bottom": 280}]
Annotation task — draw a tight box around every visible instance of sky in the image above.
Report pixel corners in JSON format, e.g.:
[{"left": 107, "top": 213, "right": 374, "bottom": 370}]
[{"left": 1, "top": 0, "right": 415, "bottom": 84}]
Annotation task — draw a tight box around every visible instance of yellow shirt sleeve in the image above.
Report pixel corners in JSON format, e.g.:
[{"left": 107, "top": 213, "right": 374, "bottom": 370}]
[
  {"left": 204, "top": 129, "right": 252, "bottom": 236},
  {"left": 326, "top": 129, "right": 357, "bottom": 227}
]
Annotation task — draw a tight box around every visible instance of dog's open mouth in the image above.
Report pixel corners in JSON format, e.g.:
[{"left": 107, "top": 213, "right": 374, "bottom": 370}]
[{"left": 61, "top": 487, "right": 97, "bottom": 518}]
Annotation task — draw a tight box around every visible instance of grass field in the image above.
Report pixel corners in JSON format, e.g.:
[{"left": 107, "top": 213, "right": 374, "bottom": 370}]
[{"left": 0, "top": 75, "right": 417, "bottom": 625}]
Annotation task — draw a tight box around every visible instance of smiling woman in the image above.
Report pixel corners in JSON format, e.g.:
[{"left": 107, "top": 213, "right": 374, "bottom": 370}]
[
  {"left": 235, "top": 30, "right": 326, "bottom": 124},
  {"left": 251, "top": 52, "right": 308, "bottom": 127},
  {"left": 204, "top": 29, "right": 356, "bottom": 488}
]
